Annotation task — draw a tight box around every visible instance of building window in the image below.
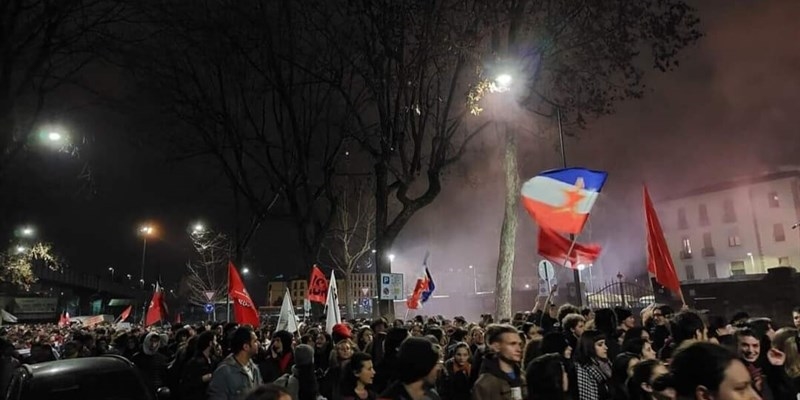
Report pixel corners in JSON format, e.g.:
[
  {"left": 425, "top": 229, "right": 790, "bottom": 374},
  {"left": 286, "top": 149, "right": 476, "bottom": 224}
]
[
  {"left": 698, "top": 204, "right": 710, "bottom": 227},
  {"left": 728, "top": 229, "right": 742, "bottom": 247},
  {"left": 702, "top": 232, "right": 713, "bottom": 249},
  {"left": 685, "top": 265, "right": 695, "bottom": 280},
  {"left": 707, "top": 263, "right": 717, "bottom": 278},
  {"left": 680, "top": 237, "right": 692, "bottom": 259},
  {"left": 730, "top": 261, "right": 746, "bottom": 276},
  {"left": 779, "top": 256, "right": 790, "bottom": 266},
  {"left": 678, "top": 208, "right": 689, "bottom": 229},
  {"left": 768, "top": 191, "right": 780, "bottom": 208},
  {"left": 723, "top": 198, "right": 737, "bottom": 223},
  {"left": 774, "top": 223, "right": 786, "bottom": 242}
]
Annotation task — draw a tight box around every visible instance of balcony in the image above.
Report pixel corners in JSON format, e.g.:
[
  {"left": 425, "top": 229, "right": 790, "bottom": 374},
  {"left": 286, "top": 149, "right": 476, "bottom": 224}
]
[
  {"left": 679, "top": 250, "right": 693, "bottom": 260},
  {"left": 701, "top": 247, "right": 715, "bottom": 257}
]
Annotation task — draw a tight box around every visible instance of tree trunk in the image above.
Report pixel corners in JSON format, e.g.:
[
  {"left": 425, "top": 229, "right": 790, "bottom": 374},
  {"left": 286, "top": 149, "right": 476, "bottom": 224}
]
[
  {"left": 345, "top": 270, "right": 354, "bottom": 318},
  {"left": 494, "top": 124, "right": 518, "bottom": 320},
  {"left": 374, "top": 159, "right": 395, "bottom": 320}
]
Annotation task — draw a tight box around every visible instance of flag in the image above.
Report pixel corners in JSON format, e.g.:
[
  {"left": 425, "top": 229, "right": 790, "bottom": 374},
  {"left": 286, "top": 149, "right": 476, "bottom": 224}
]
[
  {"left": 118, "top": 305, "right": 132, "bottom": 322},
  {"left": 276, "top": 288, "right": 299, "bottom": 333},
  {"left": 406, "top": 252, "right": 435, "bottom": 310},
  {"left": 145, "top": 283, "right": 166, "bottom": 326},
  {"left": 58, "top": 312, "right": 69, "bottom": 327},
  {"left": 325, "top": 272, "right": 341, "bottom": 334},
  {"left": 644, "top": 186, "right": 683, "bottom": 297},
  {"left": 228, "top": 262, "right": 260, "bottom": 326},
  {"left": 307, "top": 265, "right": 328, "bottom": 304},
  {"left": 537, "top": 227, "right": 602, "bottom": 268},
  {"left": 521, "top": 168, "right": 608, "bottom": 234}
]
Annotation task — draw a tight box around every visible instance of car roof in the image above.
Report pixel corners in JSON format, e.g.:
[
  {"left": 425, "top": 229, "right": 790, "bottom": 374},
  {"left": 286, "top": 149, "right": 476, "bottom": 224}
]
[{"left": 22, "top": 355, "right": 135, "bottom": 380}]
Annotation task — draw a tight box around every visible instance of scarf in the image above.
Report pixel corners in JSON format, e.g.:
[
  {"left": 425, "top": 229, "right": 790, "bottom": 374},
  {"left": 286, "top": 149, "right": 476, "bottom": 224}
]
[
  {"left": 452, "top": 362, "right": 471, "bottom": 376},
  {"left": 278, "top": 351, "right": 293, "bottom": 373}
]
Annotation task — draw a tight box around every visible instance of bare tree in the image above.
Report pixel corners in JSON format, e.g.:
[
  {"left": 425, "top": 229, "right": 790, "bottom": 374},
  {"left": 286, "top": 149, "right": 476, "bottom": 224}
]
[
  {"left": 323, "top": 179, "right": 376, "bottom": 318},
  {"left": 0, "top": 243, "right": 61, "bottom": 289},
  {"left": 184, "top": 229, "right": 232, "bottom": 319},
  {"left": 122, "top": 0, "right": 350, "bottom": 267},
  {"left": 0, "top": 0, "right": 127, "bottom": 181}
]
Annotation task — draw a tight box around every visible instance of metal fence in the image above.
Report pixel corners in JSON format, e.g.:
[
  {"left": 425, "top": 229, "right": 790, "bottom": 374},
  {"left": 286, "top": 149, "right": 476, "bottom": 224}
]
[{"left": 587, "top": 280, "right": 654, "bottom": 310}]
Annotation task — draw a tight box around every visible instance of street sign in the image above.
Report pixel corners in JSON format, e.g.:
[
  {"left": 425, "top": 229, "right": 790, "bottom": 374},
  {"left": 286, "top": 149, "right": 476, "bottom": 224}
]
[
  {"left": 538, "top": 279, "right": 549, "bottom": 296},
  {"left": 361, "top": 287, "right": 370, "bottom": 296},
  {"left": 538, "top": 260, "right": 555, "bottom": 280},
  {"left": 380, "top": 273, "right": 404, "bottom": 300},
  {"left": 204, "top": 303, "right": 214, "bottom": 314},
  {"left": 204, "top": 291, "right": 215, "bottom": 301}
]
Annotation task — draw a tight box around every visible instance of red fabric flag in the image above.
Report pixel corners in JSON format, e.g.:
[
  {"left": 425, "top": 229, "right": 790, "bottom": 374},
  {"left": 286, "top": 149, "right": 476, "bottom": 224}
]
[
  {"left": 307, "top": 265, "right": 328, "bottom": 304},
  {"left": 58, "top": 312, "right": 69, "bottom": 327},
  {"left": 228, "top": 262, "right": 260, "bottom": 326},
  {"left": 145, "top": 283, "right": 166, "bottom": 326},
  {"left": 118, "top": 305, "right": 132, "bottom": 322},
  {"left": 537, "top": 227, "right": 602, "bottom": 268},
  {"left": 644, "top": 186, "right": 683, "bottom": 297}
]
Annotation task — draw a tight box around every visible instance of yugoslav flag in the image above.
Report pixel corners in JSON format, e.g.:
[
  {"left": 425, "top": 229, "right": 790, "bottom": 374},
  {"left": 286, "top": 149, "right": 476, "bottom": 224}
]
[
  {"left": 521, "top": 168, "right": 608, "bottom": 234},
  {"left": 406, "top": 252, "right": 435, "bottom": 310}
]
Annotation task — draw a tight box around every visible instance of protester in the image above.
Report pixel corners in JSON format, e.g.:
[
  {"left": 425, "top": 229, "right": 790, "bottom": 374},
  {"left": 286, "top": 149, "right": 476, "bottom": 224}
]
[
  {"left": 208, "top": 326, "right": 263, "bottom": 400},
  {"left": 440, "top": 342, "right": 472, "bottom": 399},
  {"left": 526, "top": 353, "right": 569, "bottom": 400},
  {"left": 341, "top": 352, "right": 378, "bottom": 400},
  {"left": 472, "top": 324, "right": 526, "bottom": 400},
  {"left": 132, "top": 331, "right": 169, "bottom": 395},
  {"left": 575, "top": 329, "right": 612, "bottom": 400},
  {"left": 180, "top": 331, "right": 218, "bottom": 400},
  {"left": 379, "top": 337, "right": 442, "bottom": 400},
  {"left": 273, "top": 344, "right": 322, "bottom": 400}
]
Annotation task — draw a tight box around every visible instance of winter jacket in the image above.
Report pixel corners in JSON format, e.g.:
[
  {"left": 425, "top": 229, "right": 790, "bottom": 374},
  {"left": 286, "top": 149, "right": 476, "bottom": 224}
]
[
  {"left": 180, "top": 354, "right": 217, "bottom": 400},
  {"left": 471, "top": 353, "right": 526, "bottom": 400},
  {"left": 439, "top": 359, "right": 472, "bottom": 400},
  {"left": 379, "top": 380, "right": 441, "bottom": 400},
  {"left": 132, "top": 333, "right": 169, "bottom": 394},
  {"left": 207, "top": 354, "right": 263, "bottom": 400}
]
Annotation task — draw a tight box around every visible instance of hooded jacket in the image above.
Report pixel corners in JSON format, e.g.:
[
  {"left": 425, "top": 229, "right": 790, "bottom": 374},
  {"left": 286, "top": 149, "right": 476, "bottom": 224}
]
[
  {"left": 131, "top": 332, "right": 168, "bottom": 393},
  {"left": 208, "top": 353, "right": 263, "bottom": 400},
  {"left": 472, "top": 353, "right": 526, "bottom": 400}
]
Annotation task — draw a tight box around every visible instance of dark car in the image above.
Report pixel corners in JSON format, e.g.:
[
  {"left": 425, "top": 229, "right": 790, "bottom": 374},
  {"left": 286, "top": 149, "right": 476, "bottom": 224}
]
[{"left": 5, "top": 355, "right": 169, "bottom": 400}]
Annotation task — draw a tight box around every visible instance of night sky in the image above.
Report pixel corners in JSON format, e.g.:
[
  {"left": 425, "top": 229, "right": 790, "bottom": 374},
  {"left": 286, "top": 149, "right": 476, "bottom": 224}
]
[{"left": 3, "top": 0, "right": 800, "bottom": 305}]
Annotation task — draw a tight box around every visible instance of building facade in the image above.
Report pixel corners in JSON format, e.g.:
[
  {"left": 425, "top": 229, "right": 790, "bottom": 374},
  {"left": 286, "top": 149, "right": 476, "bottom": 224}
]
[
  {"left": 659, "top": 169, "right": 800, "bottom": 281},
  {"left": 265, "top": 272, "right": 377, "bottom": 309}
]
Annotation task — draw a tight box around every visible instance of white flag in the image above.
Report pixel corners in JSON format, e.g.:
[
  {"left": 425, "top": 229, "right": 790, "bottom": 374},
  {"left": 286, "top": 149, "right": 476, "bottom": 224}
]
[
  {"left": 325, "top": 272, "right": 341, "bottom": 334},
  {"left": 276, "top": 288, "right": 298, "bottom": 333}
]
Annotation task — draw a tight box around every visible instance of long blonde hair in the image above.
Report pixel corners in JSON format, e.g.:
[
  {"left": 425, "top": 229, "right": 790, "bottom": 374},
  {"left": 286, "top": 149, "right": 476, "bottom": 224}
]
[{"left": 773, "top": 327, "right": 800, "bottom": 378}]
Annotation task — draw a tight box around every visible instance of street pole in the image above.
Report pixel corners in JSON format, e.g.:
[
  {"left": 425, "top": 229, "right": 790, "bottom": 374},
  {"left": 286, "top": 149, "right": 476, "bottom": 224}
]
[
  {"left": 558, "top": 108, "right": 583, "bottom": 307},
  {"left": 140, "top": 237, "right": 148, "bottom": 323}
]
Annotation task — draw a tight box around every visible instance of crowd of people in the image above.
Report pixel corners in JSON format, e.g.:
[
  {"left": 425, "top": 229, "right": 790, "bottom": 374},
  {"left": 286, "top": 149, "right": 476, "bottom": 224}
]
[{"left": 1, "top": 292, "right": 799, "bottom": 400}]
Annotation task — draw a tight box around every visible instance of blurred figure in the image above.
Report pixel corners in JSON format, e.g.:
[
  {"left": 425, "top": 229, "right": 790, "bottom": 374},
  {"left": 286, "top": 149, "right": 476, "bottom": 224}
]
[
  {"left": 626, "top": 359, "right": 668, "bottom": 400},
  {"left": 341, "top": 352, "right": 378, "bottom": 400},
  {"left": 440, "top": 342, "right": 472, "bottom": 400},
  {"left": 526, "top": 353, "right": 569, "bottom": 400},
  {"left": 669, "top": 341, "right": 760, "bottom": 400},
  {"left": 380, "top": 337, "right": 442, "bottom": 400}
]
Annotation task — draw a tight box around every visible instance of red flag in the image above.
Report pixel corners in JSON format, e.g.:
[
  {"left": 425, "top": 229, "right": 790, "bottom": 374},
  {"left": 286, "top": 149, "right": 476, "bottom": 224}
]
[
  {"left": 228, "top": 262, "right": 260, "bottom": 326},
  {"left": 58, "top": 312, "right": 69, "bottom": 327},
  {"left": 537, "top": 227, "right": 602, "bottom": 268},
  {"left": 307, "top": 265, "right": 328, "bottom": 304},
  {"left": 118, "top": 305, "right": 132, "bottom": 322},
  {"left": 644, "top": 186, "right": 683, "bottom": 298},
  {"left": 145, "top": 283, "right": 166, "bottom": 326}
]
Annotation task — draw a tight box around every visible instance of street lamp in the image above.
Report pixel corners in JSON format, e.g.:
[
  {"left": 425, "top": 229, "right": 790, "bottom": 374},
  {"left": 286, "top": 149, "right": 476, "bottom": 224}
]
[
  {"left": 747, "top": 252, "right": 756, "bottom": 272},
  {"left": 469, "top": 265, "right": 478, "bottom": 294},
  {"left": 493, "top": 73, "right": 513, "bottom": 92},
  {"left": 126, "top": 274, "right": 132, "bottom": 280},
  {"left": 388, "top": 254, "right": 395, "bottom": 263},
  {"left": 108, "top": 267, "right": 115, "bottom": 281},
  {"left": 19, "top": 226, "right": 35, "bottom": 238},
  {"left": 242, "top": 267, "right": 250, "bottom": 275},
  {"left": 191, "top": 222, "right": 206, "bottom": 236}
]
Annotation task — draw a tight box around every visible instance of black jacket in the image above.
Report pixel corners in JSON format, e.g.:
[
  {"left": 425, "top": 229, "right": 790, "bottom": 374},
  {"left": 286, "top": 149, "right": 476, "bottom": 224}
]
[{"left": 180, "top": 354, "right": 216, "bottom": 400}]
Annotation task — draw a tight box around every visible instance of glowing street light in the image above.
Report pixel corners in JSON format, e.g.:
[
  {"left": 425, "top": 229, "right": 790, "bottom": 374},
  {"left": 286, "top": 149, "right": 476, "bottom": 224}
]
[
  {"left": 20, "top": 226, "right": 35, "bottom": 237},
  {"left": 47, "top": 132, "right": 63, "bottom": 142},
  {"left": 493, "top": 73, "right": 513, "bottom": 92},
  {"left": 191, "top": 222, "right": 206, "bottom": 236},
  {"left": 388, "top": 254, "right": 396, "bottom": 262},
  {"left": 138, "top": 223, "right": 156, "bottom": 288},
  {"left": 108, "top": 267, "right": 115, "bottom": 280},
  {"left": 242, "top": 267, "right": 250, "bottom": 275},
  {"left": 15, "top": 246, "right": 26, "bottom": 254},
  {"left": 139, "top": 225, "right": 154, "bottom": 236}
]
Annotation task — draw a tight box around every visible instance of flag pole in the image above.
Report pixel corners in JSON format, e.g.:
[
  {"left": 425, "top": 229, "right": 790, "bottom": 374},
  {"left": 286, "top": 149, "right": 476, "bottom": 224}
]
[
  {"left": 558, "top": 107, "right": 583, "bottom": 307},
  {"left": 562, "top": 235, "right": 579, "bottom": 267}
]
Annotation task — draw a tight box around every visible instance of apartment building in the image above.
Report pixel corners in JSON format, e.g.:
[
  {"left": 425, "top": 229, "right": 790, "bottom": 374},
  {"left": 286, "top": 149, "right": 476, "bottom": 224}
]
[
  {"left": 265, "top": 272, "right": 377, "bottom": 307},
  {"left": 658, "top": 169, "right": 800, "bottom": 281}
]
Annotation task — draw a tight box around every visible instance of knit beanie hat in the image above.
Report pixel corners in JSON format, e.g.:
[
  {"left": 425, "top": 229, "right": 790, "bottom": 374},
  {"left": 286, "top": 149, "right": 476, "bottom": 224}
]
[
  {"left": 397, "top": 337, "right": 440, "bottom": 383},
  {"left": 294, "top": 344, "right": 314, "bottom": 367},
  {"left": 332, "top": 323, "right": 352, "bottom": 343}
]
